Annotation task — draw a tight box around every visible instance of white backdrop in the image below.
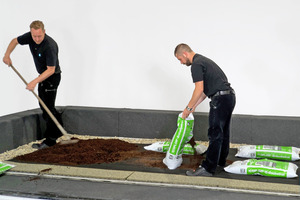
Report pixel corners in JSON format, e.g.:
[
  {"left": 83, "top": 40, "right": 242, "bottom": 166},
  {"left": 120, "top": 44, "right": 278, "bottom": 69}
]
[{"left": 1, "top": 0, "right": 300, "bottom": 117}]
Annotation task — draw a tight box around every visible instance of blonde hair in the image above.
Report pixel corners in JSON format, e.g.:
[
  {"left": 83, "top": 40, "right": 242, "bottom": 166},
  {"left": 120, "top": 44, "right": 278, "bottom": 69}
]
[
  {"left": 174, "top": 43, "right": 193, "bottom": 56},
  {"left": 30, "top": 20, "right": 45, "bottom": 30}
]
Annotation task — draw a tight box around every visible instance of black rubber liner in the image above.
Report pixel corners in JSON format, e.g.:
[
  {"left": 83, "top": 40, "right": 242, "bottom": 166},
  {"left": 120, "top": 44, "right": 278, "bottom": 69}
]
[
  {"left": 10, "top": 142, "right": 299, "bottom": 186},
  {"left": 67, "top": 146, "right": 300, "bottom": 185}
]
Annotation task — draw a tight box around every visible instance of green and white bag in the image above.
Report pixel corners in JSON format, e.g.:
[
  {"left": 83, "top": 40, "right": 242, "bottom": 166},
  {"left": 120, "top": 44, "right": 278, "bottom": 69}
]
[
  {"left": 224, "top": 159, "right": 298, "bottom": 178},
  {"left": 163, "top": 113, "right": 194, "bottom": 170},
  {"left": 0, "top": 162, "right": 15, "bottom": 174},
  {"left": 144, "top": 141, "right": 207, "bottom": 155},
  {"left": 236, "top": 145, "right": 300, "bottom": 161}
]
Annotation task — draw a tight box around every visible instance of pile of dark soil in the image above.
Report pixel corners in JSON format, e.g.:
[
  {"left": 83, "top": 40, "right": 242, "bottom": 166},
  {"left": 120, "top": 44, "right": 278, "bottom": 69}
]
[{"left": 15, "top": 139, "right": 202, "bottom": 169}]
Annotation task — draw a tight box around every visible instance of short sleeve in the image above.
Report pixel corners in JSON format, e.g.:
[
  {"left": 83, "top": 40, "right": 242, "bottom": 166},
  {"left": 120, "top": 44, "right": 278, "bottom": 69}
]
[
  {"left": 17, "top": 32, "right": 31, "bottom": 45},
  {"left": 45, "top": 47, "right": 58, "bottom": 67},
  {"left": 191, "top": 64, "right": 204, "bottom": 83}
]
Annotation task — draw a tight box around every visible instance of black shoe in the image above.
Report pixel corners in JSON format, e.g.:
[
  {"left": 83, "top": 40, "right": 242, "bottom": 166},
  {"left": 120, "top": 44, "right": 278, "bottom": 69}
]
[
  {"left": 217, "top": 162, "right": 228, "bottom": 170},
  {"left": 32, "top": 143, "right": 49, "bottom": 150},
  {"left": 186, "top": 166, "right": 213, "bottom": 177},
  {"left": 218, "top": 164, "right": 225, "bottom": 167}
]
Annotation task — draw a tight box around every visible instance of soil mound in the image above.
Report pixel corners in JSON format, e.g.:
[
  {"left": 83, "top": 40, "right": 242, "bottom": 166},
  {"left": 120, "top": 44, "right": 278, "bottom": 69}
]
[{"left": 15, "top": 139, "right": 202, "bottom": 169}]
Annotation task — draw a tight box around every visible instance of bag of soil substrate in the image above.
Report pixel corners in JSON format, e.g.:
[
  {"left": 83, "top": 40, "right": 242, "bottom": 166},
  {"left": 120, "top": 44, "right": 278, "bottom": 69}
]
[
  {"left": 163, "top": 113, "right": 194, "bottom": 170},
  {"left": 224, "top": 159, "right": 298, "bottom": 178},
  {"left": 236, "top": 145, "right": 300, "bottom": 161},
  {"left": 144, "top": 141, "right": 207, "bottom": 155},
  {"left": 0, "top": 162, "right": 15, "bottom": 174}
]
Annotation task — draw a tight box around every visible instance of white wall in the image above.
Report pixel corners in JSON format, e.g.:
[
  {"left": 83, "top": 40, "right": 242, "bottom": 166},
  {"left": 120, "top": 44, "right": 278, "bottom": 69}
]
[{"left": 1, "top": 0, "right": 300, "bottom": 117}]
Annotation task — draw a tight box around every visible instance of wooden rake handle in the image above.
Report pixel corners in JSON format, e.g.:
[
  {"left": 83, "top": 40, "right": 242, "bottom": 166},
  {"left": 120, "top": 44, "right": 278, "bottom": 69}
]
[{"left": 10, "top": 64, "right": 68, "bottom": 137}]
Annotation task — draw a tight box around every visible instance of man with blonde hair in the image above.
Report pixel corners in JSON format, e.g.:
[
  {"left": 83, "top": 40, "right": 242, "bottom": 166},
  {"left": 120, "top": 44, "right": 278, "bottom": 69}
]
[
  {"left": 174, "top": 43, "right": 236, "bottom": 176},
  {"left": 3, "top": 20, "right": 63, "bottom": 149}
]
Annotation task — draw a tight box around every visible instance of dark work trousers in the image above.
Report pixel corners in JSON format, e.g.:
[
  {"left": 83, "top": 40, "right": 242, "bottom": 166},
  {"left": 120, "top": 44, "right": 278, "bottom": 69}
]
[
  {"left": 38, "top": 73, "right": 62, "bottom": 146},
  {"left": 201, "top": 93, "right": 236, "bottom": 173}
]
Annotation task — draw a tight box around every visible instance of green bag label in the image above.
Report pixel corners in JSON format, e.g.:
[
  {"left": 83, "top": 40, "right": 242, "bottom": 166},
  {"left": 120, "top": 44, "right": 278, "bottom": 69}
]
[
  {"left": 256, "top": 145, "right": 292, "bottom": 160},
  {"left": 163, "top": 141, "right": 171, "bottom": 152},
  {"left": 256, "top": 145, "right": 292, "bottom": 152},
  {"left": 182, "top": 143, "right": 196, "bottom": 155},
  {"left": 169, "top": 116, "right": 194, "bottom": 156},
  {"left": 246, "top": 159, "right": 289, "bottom": 178}
]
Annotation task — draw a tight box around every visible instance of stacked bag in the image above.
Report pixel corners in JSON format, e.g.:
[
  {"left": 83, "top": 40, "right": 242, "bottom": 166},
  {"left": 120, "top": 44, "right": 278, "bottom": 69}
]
[{"left": 225, "top": 145, "right": 299, "bottom": 178}]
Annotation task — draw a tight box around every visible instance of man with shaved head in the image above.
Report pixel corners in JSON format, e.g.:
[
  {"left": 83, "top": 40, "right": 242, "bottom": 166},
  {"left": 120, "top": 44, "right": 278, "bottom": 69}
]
[{"left": 174, "top": 43, "right": 236, "bottom": 176}]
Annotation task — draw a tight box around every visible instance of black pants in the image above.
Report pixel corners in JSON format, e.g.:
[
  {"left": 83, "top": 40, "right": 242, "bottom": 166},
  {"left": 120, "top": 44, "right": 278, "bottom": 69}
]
[
  {"left": 38, "top": 73, "right": 62, "bottom": 146},
  {"left": 201, "top": 92, "right": 236, "bottom": 173}
]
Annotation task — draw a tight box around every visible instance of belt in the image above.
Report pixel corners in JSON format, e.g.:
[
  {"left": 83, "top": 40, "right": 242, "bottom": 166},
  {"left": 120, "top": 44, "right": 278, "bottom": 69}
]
[{"left": 210, "top": 90, "right": 235, "bottom": 98}]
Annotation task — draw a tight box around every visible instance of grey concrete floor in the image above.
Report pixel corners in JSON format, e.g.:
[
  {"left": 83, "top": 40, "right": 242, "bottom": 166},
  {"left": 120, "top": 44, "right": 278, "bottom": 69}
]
[{"left": 0, "top": 173, "right": 299, "bottom": 200}]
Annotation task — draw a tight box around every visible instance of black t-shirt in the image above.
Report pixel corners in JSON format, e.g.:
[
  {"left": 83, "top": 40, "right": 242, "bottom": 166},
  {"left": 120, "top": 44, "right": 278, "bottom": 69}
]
[
  {"left": 191, "top": 54, "right": 232, "bottom": 97},
  {"left": 17, "top": 32, "right": 61, "bottom": 74}
]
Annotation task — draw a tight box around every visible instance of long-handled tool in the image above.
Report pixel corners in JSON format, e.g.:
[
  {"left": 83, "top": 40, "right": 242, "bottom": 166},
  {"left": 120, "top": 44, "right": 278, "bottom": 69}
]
[{"left": 9, "top": 64, "right": 78, "bottom": 145}]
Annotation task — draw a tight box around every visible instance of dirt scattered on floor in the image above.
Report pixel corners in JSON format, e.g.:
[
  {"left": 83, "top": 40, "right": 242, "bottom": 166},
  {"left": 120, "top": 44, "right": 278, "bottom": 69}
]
[{"left": 38, "top": 168, "right": 52, "bottom": 175}]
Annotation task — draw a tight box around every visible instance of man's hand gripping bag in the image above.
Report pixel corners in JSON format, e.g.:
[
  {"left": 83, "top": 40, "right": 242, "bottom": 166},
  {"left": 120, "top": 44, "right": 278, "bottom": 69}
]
[{"left": 163, "top": 113, "right": 194, "bottom": 170}]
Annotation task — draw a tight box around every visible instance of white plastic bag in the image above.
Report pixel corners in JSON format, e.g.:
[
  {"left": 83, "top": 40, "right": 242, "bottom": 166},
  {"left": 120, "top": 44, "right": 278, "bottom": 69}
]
[
  {"left": 144, "top": 141, "right": 207, "bottom": 155},
  {"left": 163, "top": 113, "right": 194, "bottom": 170},
  {"left": 224, "top": 159, "right": 298, "bottom": 178},
  {"left": 236, "top": 145, "right": 300, "bottom": 161}
]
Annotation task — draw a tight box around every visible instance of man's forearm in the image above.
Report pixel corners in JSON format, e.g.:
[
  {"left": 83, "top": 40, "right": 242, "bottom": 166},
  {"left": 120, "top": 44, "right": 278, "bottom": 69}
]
[
  {"left": 193, "top": 92, "right": 207, "bottom": 110},
  {"left": 4, "top": 38, "right": 18, "bottom": 57},
  {"left": 35, "top": 67, "right": 55, "bottom": 83},
  {"left": 187, "top": 81, "right": 204, "bottom": 109},
  {"left": 187, "top": 88, "right": 202, "bottom": 109},
  {"left": 3, "top": 38, "right": 18, "bottom": 66},
  {"left": 26, "top": 66, "right": 55, "bottom": 91}
]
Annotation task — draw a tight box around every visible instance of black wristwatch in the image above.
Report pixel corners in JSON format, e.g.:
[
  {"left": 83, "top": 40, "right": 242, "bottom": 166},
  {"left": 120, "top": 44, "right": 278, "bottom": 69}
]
[{"left": 186, "top": 106, "right": 193, "bottom": 111}]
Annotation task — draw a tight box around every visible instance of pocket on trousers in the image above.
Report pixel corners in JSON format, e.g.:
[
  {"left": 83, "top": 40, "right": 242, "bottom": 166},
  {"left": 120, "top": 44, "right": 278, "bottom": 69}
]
[
  {"left": 41, "top": 81, "right": 58, "bottom": 93},
  {"left": 210, "top": 99, "right": 218, "bottom": 109},
  {"left": 45, "top": 88, "right": 57, "bottom": 92}
]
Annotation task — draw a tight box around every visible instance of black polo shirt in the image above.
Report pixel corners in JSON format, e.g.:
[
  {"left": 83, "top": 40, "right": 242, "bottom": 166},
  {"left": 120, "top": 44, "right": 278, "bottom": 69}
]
[
  {"left": 17, "top": 32, "right": 61, "bottom": 74},
  {"left": 191, "top": 54, "right": 232, "bottom": 97}
]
